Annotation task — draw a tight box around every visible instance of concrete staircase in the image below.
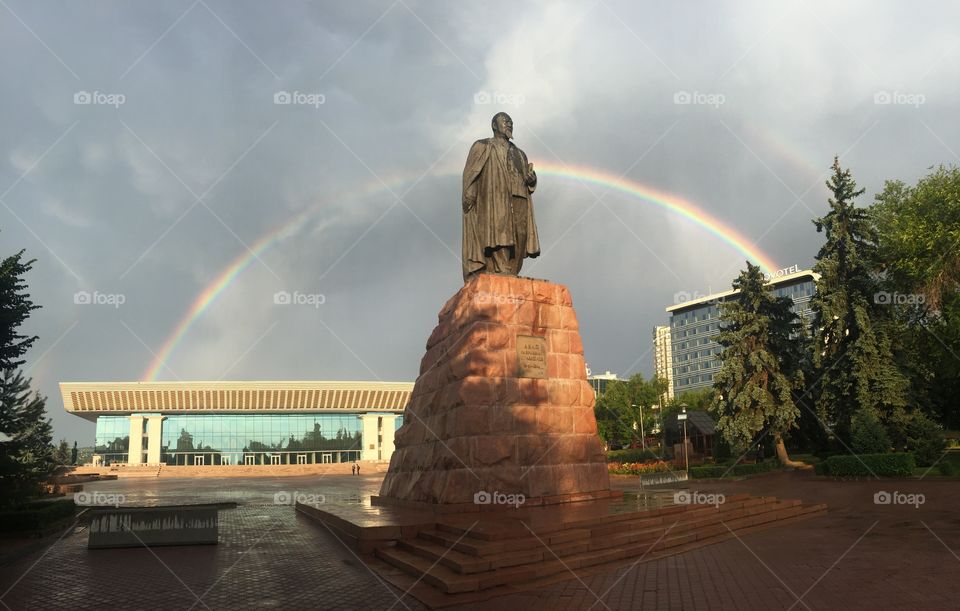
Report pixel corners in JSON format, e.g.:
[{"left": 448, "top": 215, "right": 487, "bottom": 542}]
[{"left": 374, "top": 493, "right": 825, "bottom": 596}]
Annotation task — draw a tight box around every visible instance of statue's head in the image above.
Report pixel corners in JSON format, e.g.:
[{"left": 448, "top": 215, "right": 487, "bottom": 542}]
[{"left": 491, "top": 112, "right": 513, "bottom": 139}]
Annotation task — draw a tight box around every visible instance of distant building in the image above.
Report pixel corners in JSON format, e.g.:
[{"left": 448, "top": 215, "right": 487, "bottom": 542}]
[
  {"left": 652, "top": 325, "right": 674, "bottom": 402},
  {"left": 60, "top": 381, "right": 411, "bottom": 467},
  {"left": 585, "top": 366, "right": 620, "bottom": 396},
  {"left": 665, "top": 267, "right": 819, "bottom": 397}
]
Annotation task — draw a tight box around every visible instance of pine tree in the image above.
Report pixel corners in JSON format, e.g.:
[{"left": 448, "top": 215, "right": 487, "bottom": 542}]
[
  {"left": 0, "top": 370, "right": 53, "bottom": 505},
  {"left": 810, "top": 158, "right": 908, "bottom": 443},
  {"left": 712, "top": 262, "right": 805, "bottom": 466},
  {"left": 0, "top": 249, "right": 39, "bottom": 370}
]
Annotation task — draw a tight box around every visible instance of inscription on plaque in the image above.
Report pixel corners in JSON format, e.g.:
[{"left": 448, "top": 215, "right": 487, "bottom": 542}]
[{"left": 516, "top": 335, "right": 548, "bottom": 379}]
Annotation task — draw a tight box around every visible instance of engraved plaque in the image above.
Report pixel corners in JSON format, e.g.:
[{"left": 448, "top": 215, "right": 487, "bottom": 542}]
[{"left": 516, "top": 335, "right": 548, "bottom": 379}]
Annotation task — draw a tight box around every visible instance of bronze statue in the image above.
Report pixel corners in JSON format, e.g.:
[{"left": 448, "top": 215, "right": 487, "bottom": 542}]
[{"left": 461, "top": 112, "right": 541, "bottom": 281}]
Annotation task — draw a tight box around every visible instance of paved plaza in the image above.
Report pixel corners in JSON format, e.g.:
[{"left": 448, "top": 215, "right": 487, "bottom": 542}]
[{"left": 1, "top": 471, "right": 958, "bottom": 610}]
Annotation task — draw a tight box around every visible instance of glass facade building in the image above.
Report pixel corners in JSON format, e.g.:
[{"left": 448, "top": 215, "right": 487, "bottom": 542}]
[
  {"left": 66, "top": 381, "right": 413, "bottom": 467},
  {"left": 666, "top": 269, "right": 818, "bottom": 396}
]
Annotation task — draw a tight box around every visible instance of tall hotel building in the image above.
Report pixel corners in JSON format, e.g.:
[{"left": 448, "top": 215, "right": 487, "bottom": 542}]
[
  {"left": 652, "top": 326, "right": 674, "bottom": 401},
  {"left": 664, "top": 267, "right": 819, "bottom": 397}
]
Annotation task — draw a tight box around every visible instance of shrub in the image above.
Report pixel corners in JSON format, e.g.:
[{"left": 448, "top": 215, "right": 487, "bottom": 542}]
[
  {"left": 851, "top": 411, "right": 891, "bottom": 454},
  {"left": 938, "top": 461, "right": 955, "bottom": 476},
  {"left": 820, "top": 453, "right": 915, "bottom": 478},
  {"left": 0, "top": 499, "right": 77, "bottom": 534},
  {"left": 606, "top": 448, "right": 659, "bottom": 463},
  {"left": 690, "top": 465, "right": 726, "bottom": 479},
  {"left": 906, "top": 413, "right": 947, "bottom": 467},
  {"left": 689, "top": 460, "right": 775, "bottom": 479}
]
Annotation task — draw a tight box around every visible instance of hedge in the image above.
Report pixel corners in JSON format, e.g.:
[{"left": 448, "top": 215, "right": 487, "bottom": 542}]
[
  {"left": 0, "top": 499, "right": 77, "bottom": 534},
  {"left": 817, "top": 453, "right": 915, "bottom": 478},
  {"left": 606, "top": 448, "right": 659, "bottom": 463},
  {"left": 690, "top": 461, "right": 775, "bottom": 479}
]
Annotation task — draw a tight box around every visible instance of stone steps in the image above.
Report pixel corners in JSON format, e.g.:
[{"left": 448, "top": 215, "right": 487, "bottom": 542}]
[{"left": 374, "top": 494, "right": 826, "bottom": 596}]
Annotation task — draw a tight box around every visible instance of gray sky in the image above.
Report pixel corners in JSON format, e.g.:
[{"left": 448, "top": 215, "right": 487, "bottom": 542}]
[{"left": 1, "top": 0, "right": 957, "bottom": 444}]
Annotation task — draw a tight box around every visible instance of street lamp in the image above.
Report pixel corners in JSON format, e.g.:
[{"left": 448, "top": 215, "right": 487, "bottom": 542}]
[
  {"left": 678, "top": 403, "right": 689, "bottom": 473},
  {"left": 631, "top": 403, "right": 646, "bottom": 452}
]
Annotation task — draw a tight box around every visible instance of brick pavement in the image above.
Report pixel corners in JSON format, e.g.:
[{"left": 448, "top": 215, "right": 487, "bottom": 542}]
[{"left": 1, "top": 471, "right": 958, "bottom": 610}]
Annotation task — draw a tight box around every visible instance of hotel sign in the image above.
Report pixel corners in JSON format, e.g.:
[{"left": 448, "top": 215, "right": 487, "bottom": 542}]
[{"left": 765, "top": 264, "right": 800, "bottom": 281}]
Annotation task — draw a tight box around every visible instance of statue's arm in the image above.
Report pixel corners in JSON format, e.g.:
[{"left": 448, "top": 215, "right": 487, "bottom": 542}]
[
  {"left": 462, "top": 140, "right": 486, "bottom": 212},
  {"left": 521, "top": 149, "right": 537, "bottom": 193}
]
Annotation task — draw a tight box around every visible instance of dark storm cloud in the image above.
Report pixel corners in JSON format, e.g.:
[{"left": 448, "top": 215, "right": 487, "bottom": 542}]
[{"left": 1, "top": 0, "right": 958, "bottom": 442}]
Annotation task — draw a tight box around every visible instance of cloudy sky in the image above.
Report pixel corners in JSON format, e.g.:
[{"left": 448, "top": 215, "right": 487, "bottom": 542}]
[{"left": 1, "top": 0, "right": 957, "bottom": 443}]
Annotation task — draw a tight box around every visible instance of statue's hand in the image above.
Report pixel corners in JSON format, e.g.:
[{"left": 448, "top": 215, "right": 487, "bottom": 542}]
[{"left": 525, "top": 162, "right": 536, "bottom": 186}]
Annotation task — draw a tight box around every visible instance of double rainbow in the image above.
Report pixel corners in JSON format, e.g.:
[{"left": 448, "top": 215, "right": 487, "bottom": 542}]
[{"left": 143, "top": 162, "right": 778, "bottom": 381}]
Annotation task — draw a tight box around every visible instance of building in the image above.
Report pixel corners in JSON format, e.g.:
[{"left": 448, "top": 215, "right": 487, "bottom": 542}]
[
  {"left": 60, "top": 381, "right": 413, "bottom": 466},
  {"left": 585, "top": 366, "right": 620, "bottom": 396},
  {"left": 652, "top": 325, "right": 674, "bottom": 401},
  {"left": 665, "top": 267, "right": 819, "bottom": 397}
]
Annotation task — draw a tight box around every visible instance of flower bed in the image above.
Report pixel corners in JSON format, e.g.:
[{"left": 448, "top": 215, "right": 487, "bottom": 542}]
[{"left": 607, "top": 460, "right": 671, "bottom": 475}]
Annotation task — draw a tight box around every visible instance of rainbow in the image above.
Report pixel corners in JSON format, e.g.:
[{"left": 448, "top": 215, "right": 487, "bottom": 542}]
[{"left": 142, "top": 162, "right": 778, "bottom": 381}]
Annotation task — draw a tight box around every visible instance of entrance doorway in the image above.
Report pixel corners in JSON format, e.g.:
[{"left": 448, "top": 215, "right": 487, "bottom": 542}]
[
  {"left": 321, "top": 453, "right": 332, "bottom": 464},
  {"left": 297, "top": 454, "right": 307, "bottom": 465},
  {"left": 270, "top": 455, "right": 281, "bottom": 465},
  {"left": 193, "top": 455, "right": 204, "bottom": 466},
  {"left": 244, "top": 454, "right": 255, "bottom": 465}
]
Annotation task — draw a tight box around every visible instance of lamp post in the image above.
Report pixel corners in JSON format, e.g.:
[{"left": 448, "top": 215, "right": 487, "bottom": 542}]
[
  {"left": 632, "top": 403, "right": 646, "bottom": 451},
  {"left": 678, "top": 403, "right": 689, "bottom": 473}
]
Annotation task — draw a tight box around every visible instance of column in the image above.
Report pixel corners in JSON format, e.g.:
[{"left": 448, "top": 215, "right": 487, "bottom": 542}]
[
  {"left": 380, "top": 414, "right": 398, "bottom": 462},
  {"left": 359, "top": 414, "right": 379, "bottom": 461},
  {"left": 145, "top": 415, "right": 164, "bottom": 464},
  {"left": 127, "top": 415, "right": 144, "bottom": 465}
]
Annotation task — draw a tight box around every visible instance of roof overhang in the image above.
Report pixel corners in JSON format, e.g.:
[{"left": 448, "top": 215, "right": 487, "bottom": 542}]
[{"left": 60, "top": 380, "right": 414, "bottom": 421}]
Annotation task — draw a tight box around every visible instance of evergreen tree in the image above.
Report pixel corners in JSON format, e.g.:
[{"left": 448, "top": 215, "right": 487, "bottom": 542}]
[
  {"left": 0, "top": 249, "right": 39, "bottom": 370},
  {"left": 810, "top": 158, "right": 908, "bottom": 443},
  {"left": 712, "top": 262, "right": 805, "bottom": 466},
  {"left": 0, "top": 370, "right": 53, "bottom": 505},
  {"left": 52, "top": 439, "right": 71, "bottom": 465}
]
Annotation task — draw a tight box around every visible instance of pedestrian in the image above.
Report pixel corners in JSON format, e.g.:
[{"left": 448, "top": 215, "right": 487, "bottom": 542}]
[
  {"left": 351, "top": 463, "right": 355, "bottom": 475},
  {"left": 355, "top": 462, "right": 360, "bottom": 475}
]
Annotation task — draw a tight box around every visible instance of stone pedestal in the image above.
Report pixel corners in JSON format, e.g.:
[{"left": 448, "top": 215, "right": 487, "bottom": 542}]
[{"left": 376, "top": 274, "right": 611, "bottom": 507}]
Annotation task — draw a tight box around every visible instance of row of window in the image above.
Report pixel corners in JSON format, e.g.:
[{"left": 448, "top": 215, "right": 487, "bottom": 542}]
[
  {"left": 676, "top": 373, "right": 714, "bottom": 388},
  {"left": 674, "top": 347, "right": 722, "bottom": 364},
  {"left": 674, "top": 360, "right": 720, "bottom": 375},
  {"left": 94, "top": 413, "right": 402, "bottom": 456}
]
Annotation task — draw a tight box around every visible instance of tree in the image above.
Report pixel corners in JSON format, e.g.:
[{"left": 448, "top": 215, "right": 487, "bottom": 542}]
[
  {"left": 0, "top": 249, "right": 39, "bottom": 370},
  {"left": 872, "top": 166, "right": 960, "bottom": 428},
  {"left": 52, "top": 439, "right": 70, "bottom": 465},
  {"left": 810, "top": 158, "right": 908, "bottom": 443},
  {"left": 711, "top": 262, "right": 805, "bottom": 466},
  {"left": 595, "top": 374, "right": 666, "bottom": 449},
  {"left": 0, "top": 370, "right": 53, "bottom": 505}
]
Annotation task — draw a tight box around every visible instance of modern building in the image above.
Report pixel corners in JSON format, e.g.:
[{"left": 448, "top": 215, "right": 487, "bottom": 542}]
[
  {"left": 60, "top": 381, "right": 413, "bottom": 467},
  {"left": 665, "top": 267, "right": 819, "bottom": 397},
  {"left": 652, "top": 325, "right": 674, "bottom": 401},
  {"left": 585, "top": 366, "right": 620, "bottom": 396}
]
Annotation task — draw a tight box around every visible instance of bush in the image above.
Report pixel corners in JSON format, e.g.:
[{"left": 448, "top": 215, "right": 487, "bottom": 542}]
[
  {"left": 606, "top": 448, "right": 659, "bottom": 463},
  {"left": 820, "top": 453, "right": 915, "bottom": 478},
  {"left": 0, "top": 499, "right": 77, "bottom": 534},
  {"left": 690, "top": 460, "right": 775, "bottom": 479},
  {"left": 938, "top": 461, "right": 955, "bottom": 476},
  {"left": 690, "top": 465, "right": 726, "bottom": 479},
  {"left": 851, "top": 411, "right": 891, "bottom": 454},
  {"left": 906, "top": 413, "right": 947, "bottom": 467}
]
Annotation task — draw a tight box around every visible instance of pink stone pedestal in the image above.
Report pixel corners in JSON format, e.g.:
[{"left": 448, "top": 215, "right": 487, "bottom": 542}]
[{"left": 375, "top": 274, "right": 615, "bottom": 510}]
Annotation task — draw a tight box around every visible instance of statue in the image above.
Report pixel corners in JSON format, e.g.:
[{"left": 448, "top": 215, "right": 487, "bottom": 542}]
[{"left": 461, "top": 112, "right": 541, "bottom": 281}]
